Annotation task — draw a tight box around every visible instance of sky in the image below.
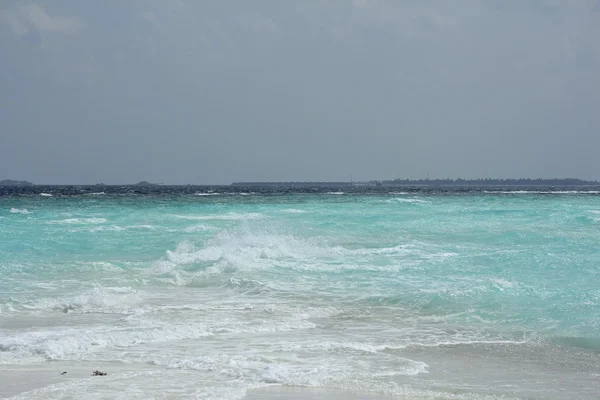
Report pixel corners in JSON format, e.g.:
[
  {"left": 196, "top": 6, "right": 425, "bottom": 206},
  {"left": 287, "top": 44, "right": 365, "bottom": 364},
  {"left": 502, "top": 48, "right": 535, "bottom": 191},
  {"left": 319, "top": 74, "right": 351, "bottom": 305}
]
[{"left": 1, "top": 0, "right": 599, "bottom": 184}]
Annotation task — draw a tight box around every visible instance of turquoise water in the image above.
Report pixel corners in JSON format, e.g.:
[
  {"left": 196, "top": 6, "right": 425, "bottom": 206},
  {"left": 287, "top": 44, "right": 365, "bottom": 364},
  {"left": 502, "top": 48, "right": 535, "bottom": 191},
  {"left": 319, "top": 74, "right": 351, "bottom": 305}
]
[{"left": 1, "top": 192, "right": 600, "bottom": 399}]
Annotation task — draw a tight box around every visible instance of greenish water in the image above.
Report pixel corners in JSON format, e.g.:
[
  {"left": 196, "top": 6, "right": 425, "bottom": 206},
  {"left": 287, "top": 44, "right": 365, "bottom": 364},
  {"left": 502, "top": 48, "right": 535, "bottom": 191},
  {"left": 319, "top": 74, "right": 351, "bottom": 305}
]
[{"left": 1, "top": 192, "right": 600, "bottom": 399}]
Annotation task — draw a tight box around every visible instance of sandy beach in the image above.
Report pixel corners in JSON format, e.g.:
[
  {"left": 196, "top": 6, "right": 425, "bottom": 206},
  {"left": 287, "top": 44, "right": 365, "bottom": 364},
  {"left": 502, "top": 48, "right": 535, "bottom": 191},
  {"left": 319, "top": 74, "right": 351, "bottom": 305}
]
[{"left": 1, "top": 365, "right": 398, "bottom": 400}]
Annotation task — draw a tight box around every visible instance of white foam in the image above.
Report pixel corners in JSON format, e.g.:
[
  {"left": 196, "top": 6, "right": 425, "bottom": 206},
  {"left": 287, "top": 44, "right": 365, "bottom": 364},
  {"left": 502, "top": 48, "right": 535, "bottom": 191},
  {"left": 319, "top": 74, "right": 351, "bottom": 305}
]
[
  {"left": 68, "top": 224, "right": 160, "bottom": 232},
  {"left": 151, "top": 231, "right": 333, "bottom": 279},
  {"left": 406, "top": 338, "right": 527, "bottom": 349},
  {"left": 125, "top": 224, "right": 159, "bottom": 230},
  {"left": 386, "top": 197, "right": 428, "bottom": 204},
  {"left": 276, "top": 340, "right": 406, "bottom": 354},
  {"left": 485, "top": 190, "right": 600, "bottom": 194},
  {"left": 0, "top": 316, "right": 318, "bottom": 364},
  {"left": 49, "top": 218, "right": 107, "bottom": 225},
  {"left": 149, "top": 350, "right": 427, "bottom": 390},
  {"left": 0, "top": 325, "right": 211, "bottom": 364},
  {"left": 39, "top": 193, "right": 52, "bottom": 197},
  {"left": 195, "top": 192, "right": 220, "bottom": 196},
  {"left": 84, "top": 225, "right": 126, "bottom": 232},
  {"left": 150, "top": 230, "right": 458, "bottom": 281},
  {"left": 326, "top": 191, "right": 345, "bottom": 195},
  {"left": 283, "top": 209, "right": 306, "bottom": 214},
  {"left": 90, "top": 192, "right": 105, "bottom": 195},
  {"left": 182, "top": 224, "right": 214, "bottom": 232},
  {"left": 10, "top": 208, "right": 30, "bottom": 214},
  {"left": 256, "top": 355, "right": 427, "bottom": 386},
  {"left": 490, "top": 278, "right": 517, "bottom": 290},
  {"left": 19, "top": 286, "right": 142, "bottom": 315},
  {"left": 172, "top": 212, "right": 264, "bottom": 221}
]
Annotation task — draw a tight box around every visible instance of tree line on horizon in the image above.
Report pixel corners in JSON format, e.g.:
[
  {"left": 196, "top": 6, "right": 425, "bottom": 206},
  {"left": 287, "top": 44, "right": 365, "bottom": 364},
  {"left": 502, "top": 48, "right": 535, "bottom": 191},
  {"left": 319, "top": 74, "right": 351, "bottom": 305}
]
[
  {"left": 2, "top": 178, "right": 599, "bottom": 187},
  {"left": 383, "top": 178, "right": 598, "bottom": 185}
]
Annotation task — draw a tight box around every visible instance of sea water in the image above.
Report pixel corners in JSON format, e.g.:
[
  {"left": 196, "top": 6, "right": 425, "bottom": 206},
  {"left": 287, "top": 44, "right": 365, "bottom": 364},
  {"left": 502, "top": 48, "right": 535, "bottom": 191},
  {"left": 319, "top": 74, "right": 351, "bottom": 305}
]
[{"left": 1, "top": 188, "right": 600, "bottom": 399}]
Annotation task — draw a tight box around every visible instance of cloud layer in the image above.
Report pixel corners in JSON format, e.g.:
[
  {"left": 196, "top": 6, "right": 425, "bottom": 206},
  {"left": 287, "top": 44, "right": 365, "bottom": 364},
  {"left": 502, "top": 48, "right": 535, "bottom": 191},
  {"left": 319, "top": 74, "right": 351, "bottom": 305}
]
[
  {"left": 1, "top": 1, "right": 599, "bottom": 184},
  {"left": 1, "top": 3, "right": 82, "bottom": 36}
]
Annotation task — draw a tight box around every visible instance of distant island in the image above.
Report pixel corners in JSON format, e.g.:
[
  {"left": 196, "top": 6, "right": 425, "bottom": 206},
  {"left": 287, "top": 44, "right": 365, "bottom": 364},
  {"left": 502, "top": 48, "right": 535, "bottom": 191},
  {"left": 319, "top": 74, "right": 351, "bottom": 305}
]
[
  {"left": 0, "top": 178, "right": 597, "bottom": 187},
  {"left": 0, "top": 179, "right": 34, "bottom": 186},
  {"left": 232, "top": 178, "right": 599, "bottom": 187},
  {"left": 382, "top": 178, "right": 598, "bottom": 186},
  {"left": 132, "top": 181, "right": 160, "bottom": 186}
]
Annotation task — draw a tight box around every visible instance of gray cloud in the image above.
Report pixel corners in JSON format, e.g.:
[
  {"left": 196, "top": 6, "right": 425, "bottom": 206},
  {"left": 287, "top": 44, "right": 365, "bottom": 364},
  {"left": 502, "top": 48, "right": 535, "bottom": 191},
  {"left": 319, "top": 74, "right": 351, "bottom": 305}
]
[
  {"left": 1, "top": 1, "right": 599, "bottom": 184},
  {"left": 1, "top": 3, "right": 82, "bottom": 36}
]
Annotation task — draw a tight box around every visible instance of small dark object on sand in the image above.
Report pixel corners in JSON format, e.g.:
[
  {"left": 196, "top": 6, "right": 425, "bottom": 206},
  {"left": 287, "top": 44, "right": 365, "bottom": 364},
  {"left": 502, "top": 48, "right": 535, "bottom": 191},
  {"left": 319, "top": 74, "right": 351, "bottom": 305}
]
[
  {"left": 60, "top": 372, "right": 67, "bottom": 375},
  {"left": 92, "top": 370, "right": 107, "bottom": 376}
]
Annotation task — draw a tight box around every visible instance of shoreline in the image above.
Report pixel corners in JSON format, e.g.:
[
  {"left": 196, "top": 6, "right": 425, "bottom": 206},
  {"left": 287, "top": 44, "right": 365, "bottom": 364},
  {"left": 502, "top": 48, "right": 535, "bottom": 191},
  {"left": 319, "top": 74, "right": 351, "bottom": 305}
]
[
  {"left": 0, "top": 363, "right": 157, "bottom": 399},
  {"left": 0, "top": 364, "right": 86, "bottom": 399},
  {"left": 244, "top": 386, "right": 399, "bottom": 400}
]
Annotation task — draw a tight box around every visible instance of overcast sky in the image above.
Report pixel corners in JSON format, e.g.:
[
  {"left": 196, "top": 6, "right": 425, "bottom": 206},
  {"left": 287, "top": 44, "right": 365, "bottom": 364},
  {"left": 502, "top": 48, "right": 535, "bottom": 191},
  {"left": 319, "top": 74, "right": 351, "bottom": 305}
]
[{"left": 1, "top": 1, "right": 599, "bottom": 184}]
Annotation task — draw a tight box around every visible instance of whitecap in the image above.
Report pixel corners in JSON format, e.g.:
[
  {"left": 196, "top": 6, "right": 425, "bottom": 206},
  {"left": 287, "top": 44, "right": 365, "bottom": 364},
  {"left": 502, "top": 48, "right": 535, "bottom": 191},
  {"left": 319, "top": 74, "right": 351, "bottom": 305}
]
[
  {"left": 587, "top": 210, "right": 600, "bottom": 222},
  {"left": 49, "top": 217, "right": 107, "bottom": 225},
  {"left": 172, "top": 212, "right": 264, "bottom": 221},
  {"left": 86, "top": 225, "right": 126, "bottom": 232},
  {"left": 39, "top": 193, "right": 52, "bottom": 197},
  {"left": 490, "top": 278, "right": 518, "bottom": 290},
  {"left": 183, "top": 224, "right": 213, "bottom": 232},
  {"left": 484, "top": 190, "right": 600, "bottom": 194},
  {"left": 125, "top": 224, "right": 159, "bottom": 230},
  {"left": 386, "top": 197, "right": 428, "bottom": 204},
  {"left": 10, "top": 208, "right": 30, "bottom": 214}
]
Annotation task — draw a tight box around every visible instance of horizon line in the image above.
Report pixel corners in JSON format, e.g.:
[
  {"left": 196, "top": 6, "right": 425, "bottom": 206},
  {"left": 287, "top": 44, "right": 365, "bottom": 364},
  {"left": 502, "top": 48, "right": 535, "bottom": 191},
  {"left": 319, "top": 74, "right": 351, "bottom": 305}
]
[{"left": 2, "top": 177, "right": 600, "bottom": 186}]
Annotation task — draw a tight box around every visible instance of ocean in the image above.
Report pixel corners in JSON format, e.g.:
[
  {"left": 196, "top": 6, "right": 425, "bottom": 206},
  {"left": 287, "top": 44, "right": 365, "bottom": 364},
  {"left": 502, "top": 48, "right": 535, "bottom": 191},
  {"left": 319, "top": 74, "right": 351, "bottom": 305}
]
[{"left": 1, "top": 186, "right": 600, "bottom": 399}]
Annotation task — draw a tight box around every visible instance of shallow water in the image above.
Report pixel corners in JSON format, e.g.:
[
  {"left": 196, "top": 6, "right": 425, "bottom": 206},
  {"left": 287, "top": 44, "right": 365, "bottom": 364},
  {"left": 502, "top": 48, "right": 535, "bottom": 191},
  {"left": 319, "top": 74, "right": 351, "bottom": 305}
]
[{"left": 1, "top": 189, "right": 600, "bottom": 399}]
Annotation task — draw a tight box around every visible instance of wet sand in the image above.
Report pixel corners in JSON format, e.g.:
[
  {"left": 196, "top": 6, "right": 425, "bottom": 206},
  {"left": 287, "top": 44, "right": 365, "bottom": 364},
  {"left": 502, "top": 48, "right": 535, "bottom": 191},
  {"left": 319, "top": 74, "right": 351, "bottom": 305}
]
[
  {"left": 0, "top": 364, "right": 87, "bottom": 398},
  {"left": 0, "top": 363, "right": 156, "bottom": 399},
  {"left": 245, "top": 386, "right": 399, "bottom": 400}
]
